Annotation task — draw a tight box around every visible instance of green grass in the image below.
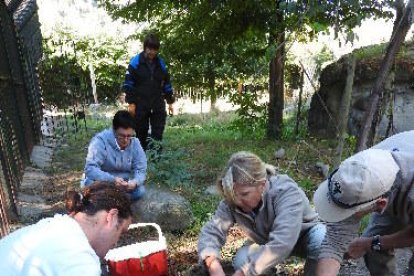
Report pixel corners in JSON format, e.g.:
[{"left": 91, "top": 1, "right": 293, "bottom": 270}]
[
  {"left": 52, "top": 108, "right": 358, "bottom": 234},
  {"left": 50, "top": 107, "right": 369, "bottom": 274}
]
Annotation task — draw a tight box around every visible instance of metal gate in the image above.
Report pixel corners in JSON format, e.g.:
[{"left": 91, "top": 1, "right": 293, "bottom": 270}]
[{"left": 0, "top": 0, "right": 43, "bottom": 237}]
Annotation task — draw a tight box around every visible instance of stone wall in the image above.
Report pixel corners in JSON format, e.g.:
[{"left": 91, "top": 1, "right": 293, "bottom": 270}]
[{"left": 308, "top": 43, "right": 414, "bottom": 138}]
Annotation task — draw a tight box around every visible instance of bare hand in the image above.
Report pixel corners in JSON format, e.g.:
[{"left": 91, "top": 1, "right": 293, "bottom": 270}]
[
  {"left": 206, "top": 257, "right": 225, "bottom": 276},
  {"left": 233, "top": 270, "right": 245, "bottom": 276},
  {"left": 128, "top": 103, "right": 136, "bottom": 117},
  {"left": 127, "top": 180, "right": 138, "bottom": 191},
  {"left": 347, "top": 237, "right": 371, "bottom": 259},
  {"left": 114, "top": 177, "right": 128, "bottom": 190},
  {"left": 168, "top": 104, "right": 173, "bottom": 116}
]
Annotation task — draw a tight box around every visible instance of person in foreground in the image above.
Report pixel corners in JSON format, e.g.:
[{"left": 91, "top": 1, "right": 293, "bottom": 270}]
[
  {"left": 0, "top": 182, "right": 132, "bottom": 275},
  {"left": 198, "top": 151, "right": 326, "bottom": 276},
  {"left": 82, "top": 110, "right": 147, "bottom": 200},
  {"left": 314, "top": 130, "right": 414, "bottom": 276}
]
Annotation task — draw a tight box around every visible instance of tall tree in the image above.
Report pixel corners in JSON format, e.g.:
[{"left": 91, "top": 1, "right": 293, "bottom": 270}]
[
  {"left": 356, "top": 0, "right": 414, "bottom": 151},
  {"left": 99, "top": 0, "right": 394, "bottom": 139}
]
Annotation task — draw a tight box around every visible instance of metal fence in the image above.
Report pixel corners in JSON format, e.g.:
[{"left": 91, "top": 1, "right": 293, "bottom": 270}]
[{"left": 0, "top": 0, "right": 43, "bottom": 237}]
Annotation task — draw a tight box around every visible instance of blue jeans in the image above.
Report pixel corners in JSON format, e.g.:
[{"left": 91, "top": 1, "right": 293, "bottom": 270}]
[
  {"left": 129, "top": 184, "right": 146, "bottom": 200},
  {"left": 233, "top": 223, "right": 326, "bottom": 276}
]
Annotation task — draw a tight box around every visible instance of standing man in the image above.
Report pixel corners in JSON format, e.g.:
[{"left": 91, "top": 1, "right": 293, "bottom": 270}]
[
  {"left": 313, "top": 130, "right": 414, "bottom": 276},
  {"left": 122, "top": 33, "right": 175, "bottom": 151}
]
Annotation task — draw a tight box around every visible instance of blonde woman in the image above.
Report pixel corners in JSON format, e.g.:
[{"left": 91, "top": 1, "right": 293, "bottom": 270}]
[{"left": 198, "top": 151, "right": 325, "bottom": 276}]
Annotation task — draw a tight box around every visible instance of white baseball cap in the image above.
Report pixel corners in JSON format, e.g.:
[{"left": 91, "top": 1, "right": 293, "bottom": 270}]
[{"left": 314, "top": 149, "right": 399, "bottom": 222}]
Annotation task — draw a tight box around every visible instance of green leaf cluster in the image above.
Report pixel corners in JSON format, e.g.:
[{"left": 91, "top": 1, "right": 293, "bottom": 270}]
[
  {"left": 40, "top": 32, "right": 129, "bottom": 107},
  {"left": 97, "top": 0, "right": 394, "bottom": 134}
]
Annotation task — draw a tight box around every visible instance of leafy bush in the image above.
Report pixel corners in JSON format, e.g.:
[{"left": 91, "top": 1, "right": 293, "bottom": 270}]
[
  {"left": 146, "top": 139, "right": 193, "bottom": 189},
  {"left": 229, "top": 87, "right": 267, "bottom": 139},
  {"left": 40, "top": 33, "right": 129, "bottom": 108}
]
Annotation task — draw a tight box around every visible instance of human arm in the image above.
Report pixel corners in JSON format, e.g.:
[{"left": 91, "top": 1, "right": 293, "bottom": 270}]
[
  {"left": 84, "top": 136, "right": 115, "bottom": 183},
  {"left": 347, "top": 225, "right": 414, "bottom": 259},
  {"left": 158, "top": 57, "right": 175, "bottom": 104},
  {"left": 198, "top": 200, "right": 235, "bottom": 275},
  {"left": 233, "top": 270, "right": 245, "bottom": 276},
  {"left": 122, "top": 55, "right": 140, "bottom": 104},
  {"left": 204, "top": 255, "right": 226, "bottom": 276},
  {"left": 168, "top": 104, "right": 173, "bottom": 116},
  {"left": 316, "top": 258, "right": 341, "bottom": 276}
]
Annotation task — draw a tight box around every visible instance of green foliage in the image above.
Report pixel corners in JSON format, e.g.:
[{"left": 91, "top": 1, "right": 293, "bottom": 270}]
[
  {"left": 98, "top": 0, "right": 394, "bottom": 139},
  {"left": 285, "top": 63, "right": 302, "bottom": 90},
  {"left": 229, "top": 87, "right": 267, "bottom": 139},
  {"left": 187, "top": 194, "right": 219, "bottom": 234},
  {"left": 353, "top": 43, "right": 388, "bottom": 61},
  {"left": 146, "top": 140, "right": 193, "bottom": 189},
  {"left": 280, "top": 108, "right": 309, "bottom": 141},
  {"left": 40, "top": 33, "right": 129, "bottom": 107},
  {"left": 313, "top": 44, "right": 335, "bottom": 80}
]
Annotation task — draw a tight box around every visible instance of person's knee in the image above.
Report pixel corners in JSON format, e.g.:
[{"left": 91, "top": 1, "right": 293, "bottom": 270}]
[{"left": 306, "top": 224, "right": 327, "bottom": 260}]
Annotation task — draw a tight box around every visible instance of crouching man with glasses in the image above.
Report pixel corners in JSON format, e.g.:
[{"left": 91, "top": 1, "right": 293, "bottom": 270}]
[
  {"left": 81, "top": 110, "right": 147, "bottom": 200},
  {"left": 313, "top": 130, "right": 414, "bottom": 276}
]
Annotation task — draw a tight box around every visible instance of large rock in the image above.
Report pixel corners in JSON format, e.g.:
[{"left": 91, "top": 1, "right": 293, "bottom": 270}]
[
  {"left": 308, "top": 42, "right": 414, "bottom": 138},
  {"left": 131, "top": 187, "right": 194, "bottom": 232}
]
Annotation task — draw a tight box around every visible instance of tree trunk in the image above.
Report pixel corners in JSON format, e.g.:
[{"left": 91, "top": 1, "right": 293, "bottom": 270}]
[
  {"left": 89, "top": 62, "right": 98, "bottom": 104},
  {"left": 208, "top": 72, "right": 218, "bottom": 112},
  {"left": 334, "top": 55, "right": 356, "bottom": 168},
  {"left": 267, "top": 14, "right": 285, "bottom": 139},
  {"left": 368, "top": 0, "right": 402, "bottom": 142},
  {"left": 369, "top": 70, "right": 395, "bottom": 145},
  {"left": 385, "top": 89, "right": 395, "bottom": 137},
  {"left": 356, "top": 0, "right": 414, "bottom": 152},
  {"left": 294, "top": 70, "right": 304, "bottom": 136}
]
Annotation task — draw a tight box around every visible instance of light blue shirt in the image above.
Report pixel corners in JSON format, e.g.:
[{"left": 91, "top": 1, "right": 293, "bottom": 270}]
[{"left": 83, "top": 128, "right": 147, "bottom": 186}]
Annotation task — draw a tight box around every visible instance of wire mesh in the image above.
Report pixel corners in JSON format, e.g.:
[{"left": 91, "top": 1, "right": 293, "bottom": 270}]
[{"left": 0, "top": 0, "right": 43, "bottom": 237}]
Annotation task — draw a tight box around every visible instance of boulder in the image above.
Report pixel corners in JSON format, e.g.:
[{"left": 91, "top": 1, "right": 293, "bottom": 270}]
[
  {"left": 204, "top": 185, "right": 220, "bottom": 196},
  {"left": 274, "top": 148, "right": 285, "bottom": 159},
  {"left": 315, "top": 161, "right": 330, "bottom": 178},
  {"left": 131, "top": 187, "right": 194, "bottom": 232},
  {"left": 308, "top": 42, "right": 414, "bottom": 138}
]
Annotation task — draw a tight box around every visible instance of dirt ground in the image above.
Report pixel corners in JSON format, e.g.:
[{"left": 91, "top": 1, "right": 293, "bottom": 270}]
[{"left": 27, "top": 142, "right": 413, "bottom": 276}]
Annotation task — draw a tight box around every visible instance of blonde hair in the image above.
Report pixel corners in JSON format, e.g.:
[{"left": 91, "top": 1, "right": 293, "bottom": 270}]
[{"left": 216, "top": 151, "right": 276, "bottom": 204}]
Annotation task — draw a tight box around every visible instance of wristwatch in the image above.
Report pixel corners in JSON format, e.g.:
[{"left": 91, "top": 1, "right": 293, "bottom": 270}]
[{"left": 371, "top": 235, "right": 382, "bottom": 252}]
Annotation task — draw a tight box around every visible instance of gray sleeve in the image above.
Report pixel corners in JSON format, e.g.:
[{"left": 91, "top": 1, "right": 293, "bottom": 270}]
[
  {"left": 84, "top": 137, "right": 115, "bottom": 183},
  {"left": 319, "top": 217, "right": 360, "bottom": 262},
  {"left": 197, "top": 200, "right": 235, "bottom": 261},
  {"left": 243, "top": 183, "right": 304, "bottom": 275}
]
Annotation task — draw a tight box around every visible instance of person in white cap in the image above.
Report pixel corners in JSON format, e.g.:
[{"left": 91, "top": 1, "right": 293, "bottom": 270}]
[
  {"left": 313, "top": 130, "right": 414, "bottom": 276},
  {"left": 198, "top": 151, "right": 326, "bottom": 276}
]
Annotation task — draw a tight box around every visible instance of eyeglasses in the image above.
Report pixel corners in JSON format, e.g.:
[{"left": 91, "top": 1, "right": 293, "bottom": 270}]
[{"left": 115, "top": 133, "right": 135, "bottom": 140}]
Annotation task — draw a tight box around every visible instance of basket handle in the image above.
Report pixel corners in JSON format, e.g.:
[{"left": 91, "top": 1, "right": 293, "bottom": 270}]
[{"left": 128, "top": 222, "right": 166, "bottom": 244}]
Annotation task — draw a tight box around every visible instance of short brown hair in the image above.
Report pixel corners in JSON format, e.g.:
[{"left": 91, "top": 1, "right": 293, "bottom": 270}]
[
  {"left": 65, "top": 182, "right": 132, "bottom": 220},
  {"left": 143, "top": 33, "right": 160, "bottom": 50}
]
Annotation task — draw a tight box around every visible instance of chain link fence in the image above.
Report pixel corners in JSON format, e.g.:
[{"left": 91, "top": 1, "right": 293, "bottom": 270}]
[{"left": 0, "top": 0, "right": 43, "bottom": 237}]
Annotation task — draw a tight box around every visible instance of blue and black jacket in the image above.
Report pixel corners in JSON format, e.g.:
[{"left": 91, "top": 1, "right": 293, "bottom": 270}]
[{"left": 122, "top": 52, "right": 174, "bottom": 106}]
